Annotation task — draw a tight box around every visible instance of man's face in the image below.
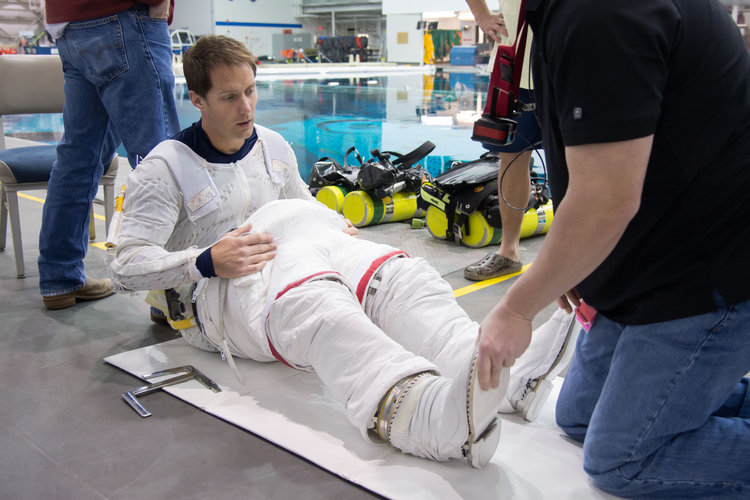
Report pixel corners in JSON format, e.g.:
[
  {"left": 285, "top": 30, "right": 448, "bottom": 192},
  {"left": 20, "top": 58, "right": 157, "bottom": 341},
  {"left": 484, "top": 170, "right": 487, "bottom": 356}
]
[{"left": 189, "top": 62, "right": 258, "bottom": 154}]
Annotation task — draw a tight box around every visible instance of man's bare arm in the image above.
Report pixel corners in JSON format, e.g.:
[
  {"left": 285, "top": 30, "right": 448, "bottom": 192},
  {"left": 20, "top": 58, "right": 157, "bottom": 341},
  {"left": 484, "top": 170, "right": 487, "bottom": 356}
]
[{"left": 477, "top": 135, "right": 653, "bottom": 390}]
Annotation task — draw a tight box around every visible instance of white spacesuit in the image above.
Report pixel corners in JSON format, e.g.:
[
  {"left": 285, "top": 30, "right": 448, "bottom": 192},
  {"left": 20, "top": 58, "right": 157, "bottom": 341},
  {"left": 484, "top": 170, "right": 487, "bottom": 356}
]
[{"left": 108, "top": 125, "right": 577, "bottom": 468}]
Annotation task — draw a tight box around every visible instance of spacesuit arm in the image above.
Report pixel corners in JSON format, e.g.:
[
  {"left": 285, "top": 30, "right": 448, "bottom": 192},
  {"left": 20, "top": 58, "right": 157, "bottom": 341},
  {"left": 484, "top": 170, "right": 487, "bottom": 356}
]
[{"left": 107, "top": 158, "right": 205, "bottom": 291}]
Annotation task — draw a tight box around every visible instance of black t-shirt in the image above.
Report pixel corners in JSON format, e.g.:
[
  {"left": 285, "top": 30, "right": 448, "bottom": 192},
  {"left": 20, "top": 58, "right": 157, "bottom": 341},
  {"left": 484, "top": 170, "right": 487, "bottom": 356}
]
[{"left": 527, "top": 0, "right": 750, "bottom": 324}]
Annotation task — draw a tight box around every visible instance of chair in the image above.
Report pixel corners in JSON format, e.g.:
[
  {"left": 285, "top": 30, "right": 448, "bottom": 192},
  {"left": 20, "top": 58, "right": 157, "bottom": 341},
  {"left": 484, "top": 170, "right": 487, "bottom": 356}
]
[{"left": 0, "top": 54, "right": 118, "bottom": 278}]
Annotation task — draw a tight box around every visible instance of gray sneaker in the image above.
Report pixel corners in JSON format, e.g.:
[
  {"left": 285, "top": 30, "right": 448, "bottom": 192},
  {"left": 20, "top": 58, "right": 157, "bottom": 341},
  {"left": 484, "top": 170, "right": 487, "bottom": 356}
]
[{"left": 464, "top": 253, "right": 522, "bottom": 281}]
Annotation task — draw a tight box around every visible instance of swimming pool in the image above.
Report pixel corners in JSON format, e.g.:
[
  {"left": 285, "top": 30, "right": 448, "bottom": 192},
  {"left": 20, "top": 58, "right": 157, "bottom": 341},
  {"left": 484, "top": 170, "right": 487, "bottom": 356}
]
[{"left": 3, "top": 69, "right": 520, "bottom": 180}]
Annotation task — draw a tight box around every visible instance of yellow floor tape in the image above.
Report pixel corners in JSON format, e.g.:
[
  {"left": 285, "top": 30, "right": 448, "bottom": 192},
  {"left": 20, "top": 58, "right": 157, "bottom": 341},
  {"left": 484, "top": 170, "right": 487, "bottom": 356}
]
[{"left": 453, "top": 263, "right": 532, "bottom": 297}]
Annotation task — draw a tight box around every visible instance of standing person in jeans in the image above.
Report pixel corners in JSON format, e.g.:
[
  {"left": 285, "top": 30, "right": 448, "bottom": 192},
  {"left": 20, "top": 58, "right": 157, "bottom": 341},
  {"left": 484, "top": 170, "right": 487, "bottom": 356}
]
[
  {"left": 464, "top": 0, "right": 542, "bottom": 281},
  {"left": 478, "top": 0, "right": 750, "bottom": 497},
  {"left": 40, "top": 0, "right": 180, "bottom": 310}
]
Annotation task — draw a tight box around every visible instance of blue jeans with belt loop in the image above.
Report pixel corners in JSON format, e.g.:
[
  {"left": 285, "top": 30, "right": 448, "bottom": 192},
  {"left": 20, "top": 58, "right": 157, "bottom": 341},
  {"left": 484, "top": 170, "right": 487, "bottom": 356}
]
[
  {"left": 39, "top": 6, "right": 179, "bottom": 295},
  {"left": 556, "top": 294, "right": 750, "bottom": 498}
]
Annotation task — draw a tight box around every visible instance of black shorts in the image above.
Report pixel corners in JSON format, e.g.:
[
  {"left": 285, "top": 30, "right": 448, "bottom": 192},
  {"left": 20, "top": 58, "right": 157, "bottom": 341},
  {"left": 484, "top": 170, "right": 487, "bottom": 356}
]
[{"left": 486, "top": 88, "right": 542, "bottom": 153}]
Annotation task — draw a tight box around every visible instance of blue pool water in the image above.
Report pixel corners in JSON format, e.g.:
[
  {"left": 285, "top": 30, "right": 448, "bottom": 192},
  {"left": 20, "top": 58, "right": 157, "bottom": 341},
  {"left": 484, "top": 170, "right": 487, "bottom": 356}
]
[{"left": 5, "top": 70, "right": 539, "bottom": 181}]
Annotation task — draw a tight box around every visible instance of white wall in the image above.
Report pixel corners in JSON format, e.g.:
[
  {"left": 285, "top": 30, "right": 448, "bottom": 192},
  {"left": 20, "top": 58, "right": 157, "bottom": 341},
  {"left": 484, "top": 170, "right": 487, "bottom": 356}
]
[
  {"left": 172, "top": 0, "right": 306, "bottom": 57},
  {"left": 385, "top": 14, "right": 422, "bottom": 64},
  {"left": 171, "top": 0, "right": 214, "bottom": 36},
  {"left": 214, "top": 0, "right": 305, "bottom": 57},
  {"left": 213, "top": 0, "right": 300, "bottom": 26},
  {"left": 382, "top": 0, "right": 498, "bottom": 15}
]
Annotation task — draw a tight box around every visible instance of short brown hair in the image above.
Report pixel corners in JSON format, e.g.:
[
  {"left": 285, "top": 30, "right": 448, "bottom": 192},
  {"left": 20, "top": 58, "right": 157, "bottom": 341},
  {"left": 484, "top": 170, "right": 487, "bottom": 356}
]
[{"left": 183, "top": 35, "right": 257, "bottom": 96}]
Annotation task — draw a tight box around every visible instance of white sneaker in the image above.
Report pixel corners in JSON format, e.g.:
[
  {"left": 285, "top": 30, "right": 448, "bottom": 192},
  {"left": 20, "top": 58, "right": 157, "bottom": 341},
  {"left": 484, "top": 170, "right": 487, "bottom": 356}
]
[
  {"left": 383, "top": 349, "right": 510, "bottom": 468},
  {"left": 499, "top": 308, "right": 579, "bottom": 421}
]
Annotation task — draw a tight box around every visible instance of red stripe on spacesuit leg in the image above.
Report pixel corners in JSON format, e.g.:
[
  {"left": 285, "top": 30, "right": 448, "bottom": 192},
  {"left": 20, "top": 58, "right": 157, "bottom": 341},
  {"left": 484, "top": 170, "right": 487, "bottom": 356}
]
[
  {"left": 355, "top": 250, "right": 409, "bottom": 303},
  {"left": 266, "top": 333, "right": 297, "bottom": 368},
  {"left": 266, "top": 270, "right": 345, "bottom": 369}
]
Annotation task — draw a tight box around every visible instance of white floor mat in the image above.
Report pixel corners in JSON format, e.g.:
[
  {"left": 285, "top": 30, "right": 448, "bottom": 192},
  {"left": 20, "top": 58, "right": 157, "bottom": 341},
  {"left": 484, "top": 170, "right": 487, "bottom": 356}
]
[{"left": 106, "top": 339, "right": 616, "bottom": 500}]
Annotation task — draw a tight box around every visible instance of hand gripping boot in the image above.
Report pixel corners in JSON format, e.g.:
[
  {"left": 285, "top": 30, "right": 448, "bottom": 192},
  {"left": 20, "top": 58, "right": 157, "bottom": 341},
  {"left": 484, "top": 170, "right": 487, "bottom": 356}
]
[
  {"left": 373, "top": 349, "right": 510, "bottom": 468},
  {"left": 498, "top": 308, "right": 579, "bottom": 421}
]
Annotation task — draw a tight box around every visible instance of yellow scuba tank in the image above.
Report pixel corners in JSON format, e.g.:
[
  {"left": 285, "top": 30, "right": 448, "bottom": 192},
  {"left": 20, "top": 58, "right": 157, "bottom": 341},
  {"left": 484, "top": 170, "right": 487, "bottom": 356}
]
[
  {"left": 425, "top": 200, "right": 554, "bottom": 248},
  {"left": 519, "top": 201, "right": 554, "bottom": 239},
  {"left": 342, "top": 190, "right": 425, "bottom": 227},
  {"left": 315, "top": 185, "right": 350, "bottom": 213}
]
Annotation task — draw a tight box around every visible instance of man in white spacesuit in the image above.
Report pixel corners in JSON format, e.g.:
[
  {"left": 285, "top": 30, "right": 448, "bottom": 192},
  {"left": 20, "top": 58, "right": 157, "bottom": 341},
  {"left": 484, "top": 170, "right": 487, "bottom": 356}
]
[{"left": 107, "top": 35, "right": 577, "bottom": 468}]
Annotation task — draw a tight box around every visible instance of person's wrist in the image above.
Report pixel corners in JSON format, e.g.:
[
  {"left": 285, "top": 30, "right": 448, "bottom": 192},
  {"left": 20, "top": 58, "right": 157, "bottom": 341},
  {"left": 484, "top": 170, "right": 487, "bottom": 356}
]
[
  {"left": 497, "top": 289, "right": 536, "bottom": 323},
  {"left": 476, "top": 13, "right": 493, "bottom": 26}
]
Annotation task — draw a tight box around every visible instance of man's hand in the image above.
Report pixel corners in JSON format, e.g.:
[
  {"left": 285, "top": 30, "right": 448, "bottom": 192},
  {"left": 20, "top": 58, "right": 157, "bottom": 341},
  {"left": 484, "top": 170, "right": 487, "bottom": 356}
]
[
  {"left": 149, "top": 0, "right": 170, "bottom": 19},
  {"left": 466, "top": 0, "right": 508, "bottom": 43},
  {"left": 556, "top": 288, "right": 582, "bottom": 313},
  {"left": 210, "top": 224, "right": 276, "bottom": 278},
  {"left": 475, "top": 12, "right": 508, "bottom": 43},
  {"left": 343, "top": 218, "right": 359, "bottom": 237},
  {"left": 477, "top": 302, "right": 531, "bottom": 391}
]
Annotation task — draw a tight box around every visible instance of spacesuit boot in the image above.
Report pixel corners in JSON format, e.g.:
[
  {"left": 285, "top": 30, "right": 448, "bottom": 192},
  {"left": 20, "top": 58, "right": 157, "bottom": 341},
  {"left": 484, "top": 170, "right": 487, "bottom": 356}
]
[
  {"left": 373, "top": 349, "right": 509, "bottom": 468},
  {"left": 499, "top": 308, "right": 579, "bottom": 421}
]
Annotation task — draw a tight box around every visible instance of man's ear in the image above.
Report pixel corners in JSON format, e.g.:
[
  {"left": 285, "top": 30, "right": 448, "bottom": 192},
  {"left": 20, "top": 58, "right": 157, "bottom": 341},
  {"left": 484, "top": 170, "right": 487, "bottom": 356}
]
[{"left": 189, "top": 90, "right": 204, "bottom": 109}]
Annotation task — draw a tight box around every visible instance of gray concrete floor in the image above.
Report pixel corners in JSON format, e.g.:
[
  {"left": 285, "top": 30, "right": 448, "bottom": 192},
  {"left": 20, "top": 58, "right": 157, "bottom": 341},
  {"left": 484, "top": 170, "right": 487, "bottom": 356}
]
[{"left": 0, "top": 151, "right": 555, "bottom": 499}]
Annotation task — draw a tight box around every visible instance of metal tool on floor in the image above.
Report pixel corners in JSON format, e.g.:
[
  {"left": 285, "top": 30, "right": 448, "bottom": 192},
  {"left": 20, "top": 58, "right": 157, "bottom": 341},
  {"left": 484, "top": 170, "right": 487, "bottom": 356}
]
[{"left": 122, "top": 365, "right": 221, "bottom": 417}]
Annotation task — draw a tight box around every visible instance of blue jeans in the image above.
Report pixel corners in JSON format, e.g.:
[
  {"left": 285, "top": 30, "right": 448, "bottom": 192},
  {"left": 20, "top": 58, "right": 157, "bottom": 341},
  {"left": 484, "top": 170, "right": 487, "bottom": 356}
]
[
  {"left": 556, "top": 296, "right": 750, "bottom": 498},
  {"left": 38, "top": 6, "right": 179, "bottom": 295}
]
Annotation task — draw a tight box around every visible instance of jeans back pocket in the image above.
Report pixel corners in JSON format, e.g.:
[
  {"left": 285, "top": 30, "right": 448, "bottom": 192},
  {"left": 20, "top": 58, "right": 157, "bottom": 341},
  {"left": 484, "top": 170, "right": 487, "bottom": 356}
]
[{"left": 68, "top": 16, "right": 128, "bottom": 81}]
